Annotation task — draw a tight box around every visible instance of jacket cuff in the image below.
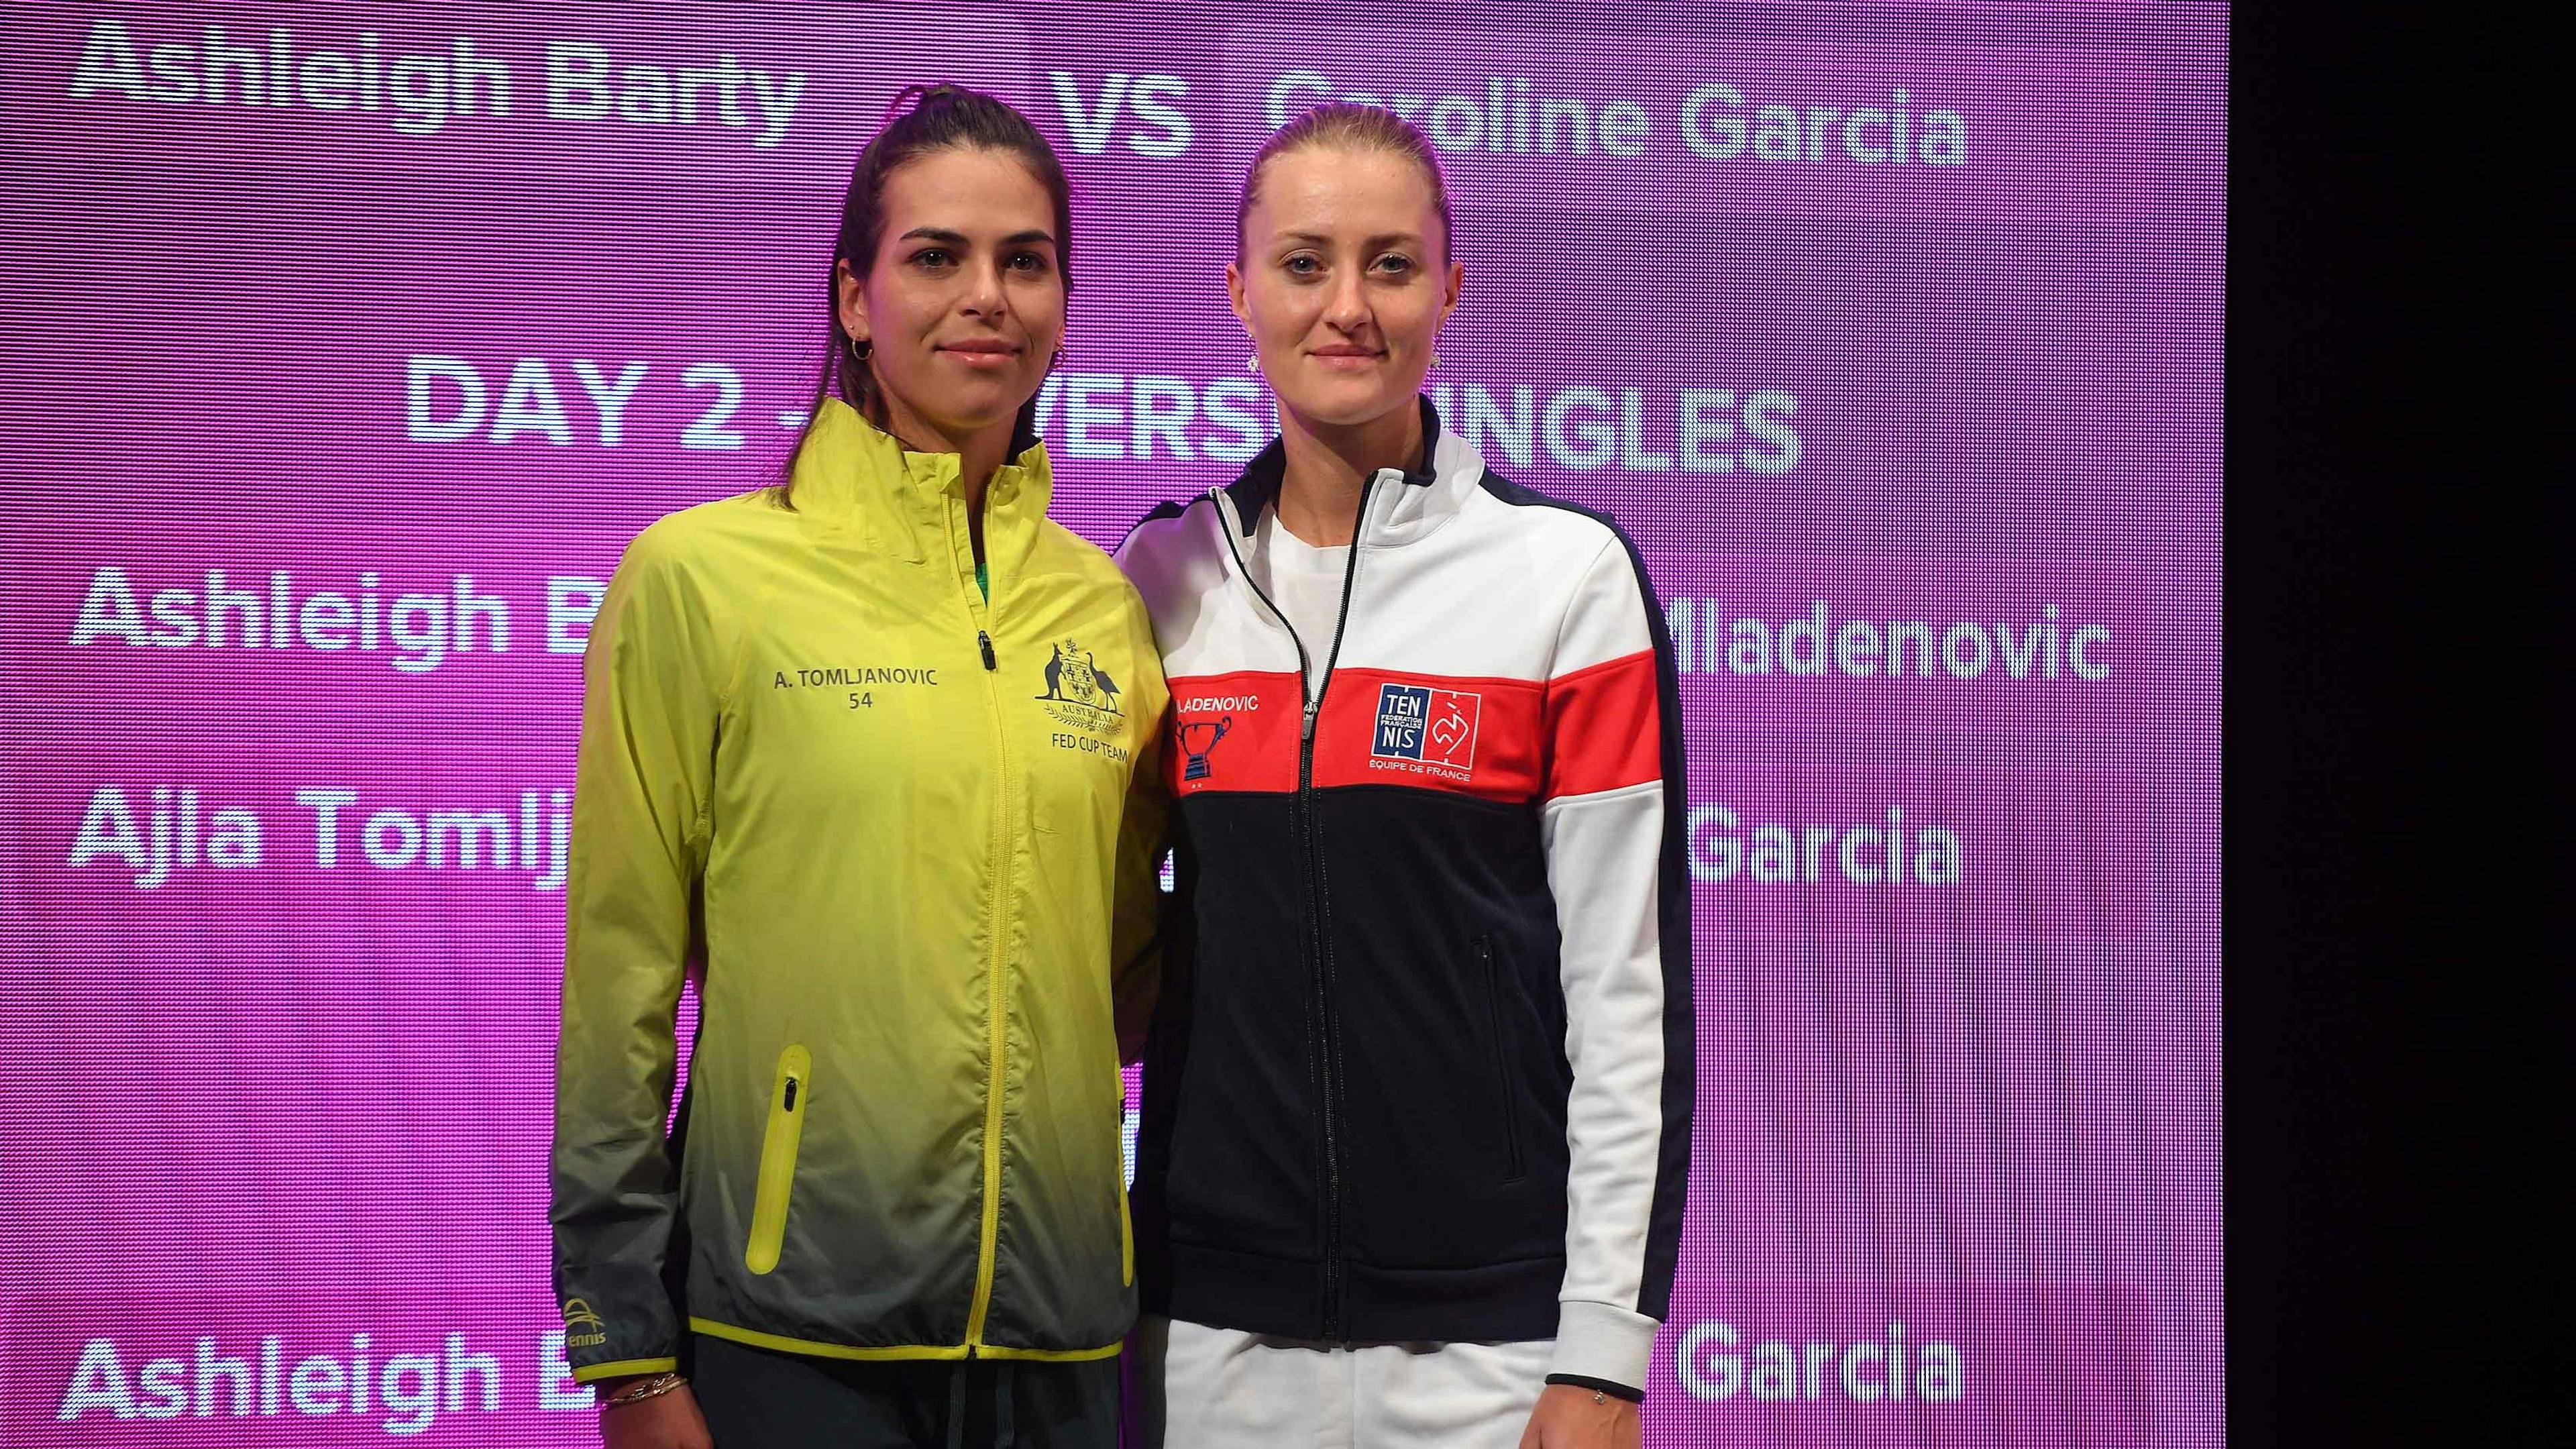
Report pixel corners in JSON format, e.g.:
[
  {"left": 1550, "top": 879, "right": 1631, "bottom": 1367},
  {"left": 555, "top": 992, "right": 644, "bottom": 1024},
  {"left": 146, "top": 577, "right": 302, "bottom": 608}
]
[
  {"left": 1546, "top": 1373, "right": 1646, "bottom": 1403},
  {"left": 553, "top": 1261, "right": 682, "bottom": 1385},
  {"left": 1548, "top": 1299, "right": 1660, "bottom": 1400},
  {"left": 571, "top": 1356, "right": 679, "bottom": 1385}
]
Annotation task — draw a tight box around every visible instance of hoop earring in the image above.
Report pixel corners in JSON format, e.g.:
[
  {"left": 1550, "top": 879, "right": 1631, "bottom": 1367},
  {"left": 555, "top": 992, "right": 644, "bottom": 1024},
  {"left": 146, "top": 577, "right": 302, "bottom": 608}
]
[{"left": 847, "top": 336, "right": 873, "bottom": 363}]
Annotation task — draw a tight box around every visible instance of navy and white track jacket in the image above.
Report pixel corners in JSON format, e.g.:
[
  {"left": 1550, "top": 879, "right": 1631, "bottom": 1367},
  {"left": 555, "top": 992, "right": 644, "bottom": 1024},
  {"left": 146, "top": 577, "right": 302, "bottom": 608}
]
[{"left": 1115, "top": 400, "right": 1695, "bottom": 1399}]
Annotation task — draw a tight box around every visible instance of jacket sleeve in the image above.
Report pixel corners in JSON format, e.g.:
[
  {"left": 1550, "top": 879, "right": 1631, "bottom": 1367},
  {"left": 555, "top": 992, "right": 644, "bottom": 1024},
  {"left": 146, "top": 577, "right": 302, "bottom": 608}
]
[
  {"left": 1537, "top": 533, "right": 1696, "bottom": 1401},
  {"left": 549, "top": 521, "right": 727, "bottom": 1384},
  {"left": 1112, "top": 690, "right": 1172, "bottom": 1065},
  {"left": 1108, "top": 526, "right": 1183, "bottom": 1065}
]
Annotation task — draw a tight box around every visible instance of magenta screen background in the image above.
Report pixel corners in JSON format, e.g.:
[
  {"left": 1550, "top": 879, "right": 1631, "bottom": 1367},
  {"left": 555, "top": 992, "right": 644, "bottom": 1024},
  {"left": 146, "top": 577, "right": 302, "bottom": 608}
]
[{"left": 2, "top": 2, "right": 2223, "bottom": 1444}]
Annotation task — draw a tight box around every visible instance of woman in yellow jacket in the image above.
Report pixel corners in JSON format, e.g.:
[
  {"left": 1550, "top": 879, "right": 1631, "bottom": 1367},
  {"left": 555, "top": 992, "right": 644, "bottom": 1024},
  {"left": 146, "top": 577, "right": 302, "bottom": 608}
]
[{"left": 549, "top": 85, "right": 1167, "bottom": 1449}]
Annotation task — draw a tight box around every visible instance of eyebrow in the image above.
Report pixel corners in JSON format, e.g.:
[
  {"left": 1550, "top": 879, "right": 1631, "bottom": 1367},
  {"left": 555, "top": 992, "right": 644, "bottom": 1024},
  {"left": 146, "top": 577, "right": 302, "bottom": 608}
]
[
  {"left": 897, "top": 227, "right": 1058, "bottom": 248},
  {"left": 1275, "top": 230, "right": 1425, "bottom": 250}
]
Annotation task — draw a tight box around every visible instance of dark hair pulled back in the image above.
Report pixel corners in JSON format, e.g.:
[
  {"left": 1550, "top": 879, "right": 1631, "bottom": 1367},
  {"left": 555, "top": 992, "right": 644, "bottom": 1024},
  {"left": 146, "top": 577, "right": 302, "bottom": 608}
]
[{"left": 781, "top": 83, "right": 1073, "bottom": 500}]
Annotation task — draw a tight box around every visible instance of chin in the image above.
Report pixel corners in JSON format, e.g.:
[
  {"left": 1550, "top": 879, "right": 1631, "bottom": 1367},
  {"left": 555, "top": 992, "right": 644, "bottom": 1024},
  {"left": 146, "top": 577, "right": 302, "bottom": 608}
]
[{"left": 1281, "top": 383, "right": 1417, "bottom": 430}]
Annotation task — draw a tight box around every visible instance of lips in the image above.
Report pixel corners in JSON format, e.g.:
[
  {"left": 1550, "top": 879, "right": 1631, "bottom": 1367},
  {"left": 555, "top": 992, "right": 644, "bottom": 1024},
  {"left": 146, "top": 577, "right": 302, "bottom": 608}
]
[
  {"left": 1310, "top": 345, "right": 1384, "bottom": 370},
  {"left": 938, "top": 339, "right": 1022, "bottom": 370}
]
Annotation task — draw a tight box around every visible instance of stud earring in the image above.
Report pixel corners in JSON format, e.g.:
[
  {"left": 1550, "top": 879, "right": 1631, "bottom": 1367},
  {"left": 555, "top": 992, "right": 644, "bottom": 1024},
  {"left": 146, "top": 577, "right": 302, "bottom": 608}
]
[{"left": 1245, "top": 354, "right": 1261, "bottom": 375}]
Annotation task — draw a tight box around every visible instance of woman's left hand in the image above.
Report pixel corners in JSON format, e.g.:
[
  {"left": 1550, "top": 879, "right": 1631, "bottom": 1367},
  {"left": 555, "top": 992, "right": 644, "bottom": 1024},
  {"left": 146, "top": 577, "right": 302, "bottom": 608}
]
[{"left": 1517, "top": 1383, "right": 1643, "bottom": 1449}]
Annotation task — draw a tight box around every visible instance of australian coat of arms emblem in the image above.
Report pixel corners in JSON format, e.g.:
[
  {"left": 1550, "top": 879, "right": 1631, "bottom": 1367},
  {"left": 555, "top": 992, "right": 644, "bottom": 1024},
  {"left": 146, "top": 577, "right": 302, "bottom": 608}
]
[{"left": 1036, "top": 640, "right": 1124, "bottom": 729}]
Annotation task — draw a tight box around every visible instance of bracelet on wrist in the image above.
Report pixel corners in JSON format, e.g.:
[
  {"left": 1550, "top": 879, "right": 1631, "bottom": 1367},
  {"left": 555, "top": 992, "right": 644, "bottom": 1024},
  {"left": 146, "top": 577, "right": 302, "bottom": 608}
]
[{"left": 602, "top": 1371, "right": 688, "bottom": 1410}]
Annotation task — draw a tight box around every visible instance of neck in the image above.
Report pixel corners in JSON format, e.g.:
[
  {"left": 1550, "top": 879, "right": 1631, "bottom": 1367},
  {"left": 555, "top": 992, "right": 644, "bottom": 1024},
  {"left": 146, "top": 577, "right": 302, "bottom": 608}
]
[
  {"left": 876, "top": 394, "right": 1018, "bottom": 516},
  {"left": 1274, "top": 401, "right": 1423, "bottom": 547}
]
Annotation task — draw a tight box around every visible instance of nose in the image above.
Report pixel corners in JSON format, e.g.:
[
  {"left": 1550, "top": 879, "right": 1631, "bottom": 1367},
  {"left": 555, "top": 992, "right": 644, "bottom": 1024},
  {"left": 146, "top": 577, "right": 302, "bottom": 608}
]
[
  {"left": 960, "top": 256, "right": 1008, "bottom": 319},
  {"left": 1322, "top": 268, "right": 1370, "bottom": 333}
]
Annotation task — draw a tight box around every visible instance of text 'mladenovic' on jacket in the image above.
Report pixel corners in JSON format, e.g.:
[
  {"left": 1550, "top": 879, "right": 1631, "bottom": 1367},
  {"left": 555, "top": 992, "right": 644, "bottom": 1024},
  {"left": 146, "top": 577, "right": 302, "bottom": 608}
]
[
  {"left": 1114, "top": 399, "right": 1696, "bottom": 1400},
  {"left": 550, "top": 398, "right": 1170, "bottom": 1383}
]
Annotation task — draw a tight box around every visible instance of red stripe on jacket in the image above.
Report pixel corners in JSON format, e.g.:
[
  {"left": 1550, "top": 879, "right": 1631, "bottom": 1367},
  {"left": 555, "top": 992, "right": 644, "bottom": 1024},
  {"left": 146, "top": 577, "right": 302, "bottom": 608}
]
[{"left": 1543, "top": 649, "right": 1663, "bottom": 800}]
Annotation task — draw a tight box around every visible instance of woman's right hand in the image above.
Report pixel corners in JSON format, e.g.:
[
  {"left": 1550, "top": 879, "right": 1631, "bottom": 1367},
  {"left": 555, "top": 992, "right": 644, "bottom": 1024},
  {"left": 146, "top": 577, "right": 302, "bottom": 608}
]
[{"left": 594, "top": 1379, "right": 713, "bottom": 1449}]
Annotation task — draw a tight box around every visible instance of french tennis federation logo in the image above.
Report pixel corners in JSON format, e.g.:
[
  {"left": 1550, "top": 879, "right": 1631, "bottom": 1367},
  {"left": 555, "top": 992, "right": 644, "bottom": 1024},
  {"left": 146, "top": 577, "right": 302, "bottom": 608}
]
[{"left": 1371, "top": 683, "right": 1480, "bottom": 774}]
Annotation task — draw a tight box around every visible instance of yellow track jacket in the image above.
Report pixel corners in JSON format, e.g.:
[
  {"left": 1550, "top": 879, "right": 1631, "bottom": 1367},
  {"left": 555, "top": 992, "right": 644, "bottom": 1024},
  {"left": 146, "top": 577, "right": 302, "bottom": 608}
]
[{"left": 550, "top": 398, "right": 1168, "bottom": 1382}]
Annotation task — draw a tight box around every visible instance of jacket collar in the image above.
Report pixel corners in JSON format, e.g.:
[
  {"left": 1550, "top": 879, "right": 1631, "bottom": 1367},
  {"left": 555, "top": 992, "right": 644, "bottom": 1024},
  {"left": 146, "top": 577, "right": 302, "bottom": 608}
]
[
  {"left": 789, "top": 397, "right": 1053, "bottom": 582},
  {"left": 1217, "top": 395, "right": 1481, "bottom": 549}
]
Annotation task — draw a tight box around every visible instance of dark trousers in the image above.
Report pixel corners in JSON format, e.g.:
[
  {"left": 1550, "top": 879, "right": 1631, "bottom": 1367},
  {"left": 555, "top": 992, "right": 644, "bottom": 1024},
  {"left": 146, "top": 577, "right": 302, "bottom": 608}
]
[{"left": 690, "top": 1333, "right": 1122, "bottom": 1449}]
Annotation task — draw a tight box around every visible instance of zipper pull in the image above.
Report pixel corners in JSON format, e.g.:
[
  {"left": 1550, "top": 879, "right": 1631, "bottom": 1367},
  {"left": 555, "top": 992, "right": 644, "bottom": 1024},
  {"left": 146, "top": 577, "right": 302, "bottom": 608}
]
[
  {"left": 1301, "top": 703, "right": 1318, "bottom": 741},
  {"left": 979, "top": 631, "right": 997, "bottom": 671}
]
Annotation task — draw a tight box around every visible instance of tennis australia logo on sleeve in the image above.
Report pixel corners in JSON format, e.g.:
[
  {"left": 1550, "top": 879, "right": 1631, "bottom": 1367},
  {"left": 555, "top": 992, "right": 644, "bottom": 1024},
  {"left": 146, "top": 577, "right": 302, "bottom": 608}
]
[
  {"left": 1035, "top": 639, "right": 1125, "bottom": 734},
  {"left": 560, "top": 1299, "right": 607, "bottom": 1349},
  {"left": 1371, "top": 682, "right": 1480, "bottom": 782}
]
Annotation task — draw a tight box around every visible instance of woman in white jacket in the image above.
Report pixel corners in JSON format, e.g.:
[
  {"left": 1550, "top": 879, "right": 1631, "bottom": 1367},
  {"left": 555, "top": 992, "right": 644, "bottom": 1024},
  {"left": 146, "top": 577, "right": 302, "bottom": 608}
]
[{"left": 1117, "top": 103, "right": 1695, "bottom": 1449}]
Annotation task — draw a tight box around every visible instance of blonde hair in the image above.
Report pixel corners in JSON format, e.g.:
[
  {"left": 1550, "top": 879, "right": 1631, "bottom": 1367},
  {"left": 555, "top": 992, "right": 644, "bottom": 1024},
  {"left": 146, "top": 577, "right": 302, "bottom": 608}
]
[{"left": 1236, "top": 102, "right": 1452, "bottom": 262}]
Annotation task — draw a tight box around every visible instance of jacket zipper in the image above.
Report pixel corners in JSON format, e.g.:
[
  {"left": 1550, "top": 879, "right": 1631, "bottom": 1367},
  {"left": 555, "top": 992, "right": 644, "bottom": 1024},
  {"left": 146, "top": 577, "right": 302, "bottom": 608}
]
[
  {"left": 1214, "top": 475, "right": 1376, "bottom": 1338},
  {"left": 959, "top": 521, "right": 1013, "bottom": 1353}
]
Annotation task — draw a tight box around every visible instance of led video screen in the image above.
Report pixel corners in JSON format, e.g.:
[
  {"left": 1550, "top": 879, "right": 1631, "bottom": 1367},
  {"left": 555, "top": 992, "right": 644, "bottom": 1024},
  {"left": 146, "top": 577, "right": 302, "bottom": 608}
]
[{"left": 6, "top": 3, "right": 2222, "bottom": 1443}]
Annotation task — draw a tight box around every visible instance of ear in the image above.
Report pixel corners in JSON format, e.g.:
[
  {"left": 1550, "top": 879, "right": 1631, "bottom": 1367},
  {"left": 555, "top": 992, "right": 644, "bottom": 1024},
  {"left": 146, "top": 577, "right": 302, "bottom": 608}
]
[
  {"left": 835, "top": 257, "right": 871, "bottom": 345},
  {"left": 1440, "top": 258, "right": 1463, "bottom": 327},
  {"left": 1224, "top": 260, "right": 1252, "bottom": 335}
]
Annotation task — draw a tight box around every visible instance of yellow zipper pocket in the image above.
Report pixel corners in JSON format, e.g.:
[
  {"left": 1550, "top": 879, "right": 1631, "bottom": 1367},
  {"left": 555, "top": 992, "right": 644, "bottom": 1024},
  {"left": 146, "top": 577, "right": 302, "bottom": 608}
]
[
  {"left": 745, "top": 1044, "right": 811, "bottom": 1275},
  {"left": 1116, "top": 1065, "right": 1135, "bottom": 1286},
  {"left": 1118, "top": 1183, "right": 1136, "bottom": 1287}
]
